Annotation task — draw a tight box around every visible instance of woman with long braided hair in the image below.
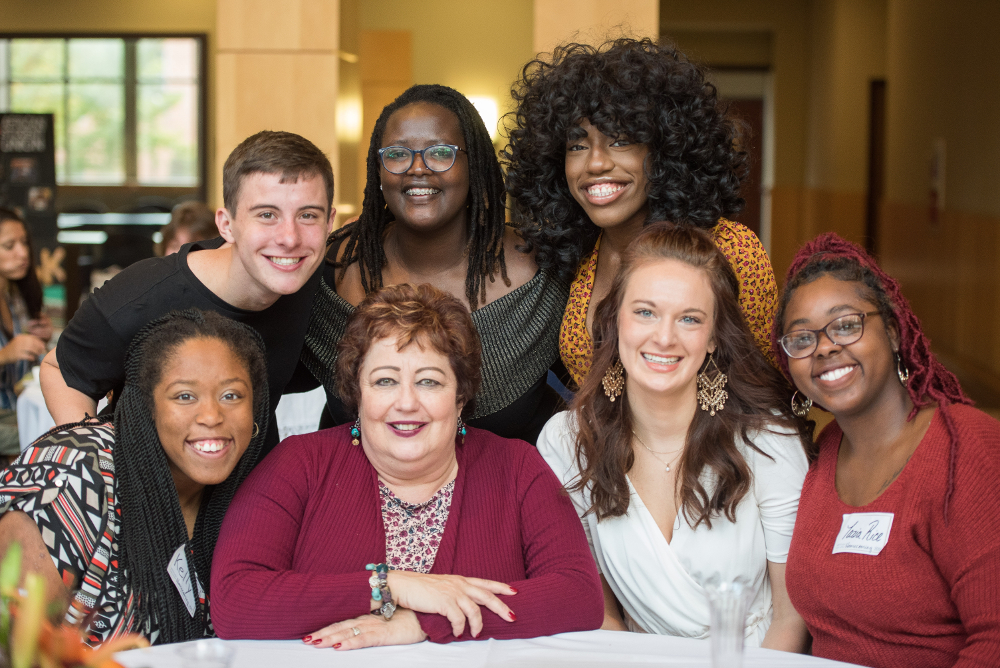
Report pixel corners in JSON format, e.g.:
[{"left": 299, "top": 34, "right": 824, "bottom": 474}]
[
  {"left": 0, "top": 309, "right": 267, "bottom": 645},
  {"left": 300, "top": 84, "right": 569, "bottom": 444},
  {"left": 774, "top": 233, "right": 1000, "bottom": 668}
]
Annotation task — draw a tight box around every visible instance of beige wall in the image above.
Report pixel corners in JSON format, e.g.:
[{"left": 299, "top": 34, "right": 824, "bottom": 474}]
[
  {"left": 660, "top": 0, "right": 810, "bottom": 278},
  {"left": 800, "top": 0, "right": 886, "bottom": 248},
  {"left": 215, "top": 0, "right": 339, "bottom": 209},
  {"left": 880, "top": 0, "right": 1000, "bottom": 396},
  {"left": 533, "top": 0, "right": 658, "bottom": 56},
  {"left": 661, "top": 0, "right": 890, "bottom": 279},
  {"left": 360, "top": 0, "right": 533, "bottom": 123}
]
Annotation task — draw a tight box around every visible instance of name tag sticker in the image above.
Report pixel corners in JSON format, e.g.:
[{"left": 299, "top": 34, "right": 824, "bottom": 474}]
[
  {"left": 832, "top": 512, "right": 894, "bottom": 556},
  {"left": 167, "top": 544, "right": 204, "bottom": 617}
]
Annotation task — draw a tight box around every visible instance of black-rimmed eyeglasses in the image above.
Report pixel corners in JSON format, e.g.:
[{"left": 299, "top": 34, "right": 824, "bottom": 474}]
[
  {"left": 377, "top": 144, "right": 466, "bottom": 174},
  {"left": 779, "top": 311, "right": 882, "bottom": 359}
]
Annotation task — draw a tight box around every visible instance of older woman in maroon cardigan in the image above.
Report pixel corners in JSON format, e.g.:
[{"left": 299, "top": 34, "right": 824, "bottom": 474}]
[{"left": 211, "top": 283, "right": 603, "bottom": 649}]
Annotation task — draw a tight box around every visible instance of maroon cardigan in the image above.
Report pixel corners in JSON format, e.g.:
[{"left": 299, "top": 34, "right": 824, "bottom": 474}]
[{"left": 211, "top": 425, "right": 604, "bottom": 642}]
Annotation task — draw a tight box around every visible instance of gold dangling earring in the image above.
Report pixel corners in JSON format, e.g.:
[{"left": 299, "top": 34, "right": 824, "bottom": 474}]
[
  {"left": 791, "top": 391, "right": 813, "bottom": 417},
  {"left": 696, "top": 352, "right": 728, "bottom": 416},
  {"left": 602, "top": 358, "right": 625, "bottom": 402},
  {"left": 895, "top": 352, "right": 910, "bottom": 385}
]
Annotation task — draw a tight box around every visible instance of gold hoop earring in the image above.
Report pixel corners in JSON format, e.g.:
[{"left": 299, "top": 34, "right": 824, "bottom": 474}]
[
  {"left": 791, "top": 391, "right": 813, "bottom": 417},
  {"left": 252, "top": 422, "right": 260, "bottom": 438},
  {"left": 895, "top": 352, "right": 910, "bottom": 385},
  {"left": 696, "top": 352, "right": 728, "bottom": 416},
  {"left": 602, "top": 359, "right": 625, "bottom": 402}
]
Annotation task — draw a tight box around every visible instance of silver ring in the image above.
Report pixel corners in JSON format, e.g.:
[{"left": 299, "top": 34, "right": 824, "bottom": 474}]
[{"left": 351, "top": 627, "right": 361, "bottom": 636}]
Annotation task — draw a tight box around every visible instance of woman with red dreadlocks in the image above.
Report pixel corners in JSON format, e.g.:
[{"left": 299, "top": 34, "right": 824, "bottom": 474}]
[{"left": 773, "top": 233, "right": 1000, "bottom": 668}]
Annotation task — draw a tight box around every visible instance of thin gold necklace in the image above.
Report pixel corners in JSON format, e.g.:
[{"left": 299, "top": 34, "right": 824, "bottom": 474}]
[{"left": 632, "top": 430, "right": 683, "bottom": 472}]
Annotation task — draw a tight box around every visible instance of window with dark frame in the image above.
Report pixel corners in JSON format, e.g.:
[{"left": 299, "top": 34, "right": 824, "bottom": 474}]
[{"left": 0, "top": 35, "right": 204, "bottom": 190}]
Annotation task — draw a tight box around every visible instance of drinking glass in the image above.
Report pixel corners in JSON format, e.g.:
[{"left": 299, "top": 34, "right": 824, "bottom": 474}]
[
  {"left": 176, "top": 638, "right": 235, "bottom": 668},
  {"left": 703, "top": 575, "right": 753, "bottom": 668}
]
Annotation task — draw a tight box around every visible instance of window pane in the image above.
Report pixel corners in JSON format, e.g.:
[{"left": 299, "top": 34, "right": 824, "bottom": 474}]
[
  {"left": 10, "top": 83, "right": 66, "bottom": 181},
  {"left": 10, "top": 39, "right": 64, "bottom": 81},
  {"left": 137, "top": 83, "right": 198, "bottom": 185},
  {"left": 67, "top": 83, "right": 123, "bottom": 183},
  {"left": 68, "top": 39, "right": 123, "bottom": 80},
  {"left": 137, "top": 38, "right": 198, "bottom": 81},
  {"left": 0, "top": 40, "right": 8, "bottom": 111}
]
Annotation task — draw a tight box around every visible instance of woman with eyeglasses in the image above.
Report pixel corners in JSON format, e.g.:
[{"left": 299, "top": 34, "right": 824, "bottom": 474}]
[
  {"left": 774, "top": 233, "right": 1000, "bottom": 668},
  {"left": 297, "top": 84, "right": 568, "bottom": 445},
  {"left": 503, "top": 38, "right": 777, "bottom": 391}
]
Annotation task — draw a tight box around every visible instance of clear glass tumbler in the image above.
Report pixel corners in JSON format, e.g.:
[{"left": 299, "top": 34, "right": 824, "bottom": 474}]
[
  {"left": 703, "top": 575, "right": 753, "bottom": 668},
  {"left": 176, "top": 638, "right": 235, "bottom": 668}
]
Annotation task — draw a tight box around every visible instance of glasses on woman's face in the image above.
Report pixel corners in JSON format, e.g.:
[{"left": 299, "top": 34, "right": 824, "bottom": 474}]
[
  {"left": 780, "top": 311, "right": 882, "bottom": 359},
  {"left": 377, "top": 144, "right": 466, "bottom": 174}
]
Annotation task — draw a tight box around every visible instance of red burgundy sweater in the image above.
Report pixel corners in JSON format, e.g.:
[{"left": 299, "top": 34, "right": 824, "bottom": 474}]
[
  {"left": 210, "top": 425, "right": 603, "bottom": 642},
  {"left": 786, "top": 405, "right": 1000, "bottom": 668}
]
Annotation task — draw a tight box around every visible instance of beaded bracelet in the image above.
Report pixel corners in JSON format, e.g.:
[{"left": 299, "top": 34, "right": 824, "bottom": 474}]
[{"left": 365, "top": 563, "right": 396, "bottom": 620}]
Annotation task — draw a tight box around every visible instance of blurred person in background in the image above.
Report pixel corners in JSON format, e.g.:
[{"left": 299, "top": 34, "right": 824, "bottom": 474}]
[
  {"left": 0, "top": 207, "right": 51, "bottom": 458},
  {"left": 157, "top": 201, "right": 220, "bottom": 256}
]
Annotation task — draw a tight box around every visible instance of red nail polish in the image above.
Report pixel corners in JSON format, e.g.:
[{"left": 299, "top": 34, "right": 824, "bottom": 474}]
[
  {"left": 333, "top": 643, "right": 341, "bottom": 649},
  {"left": 509, "top": 587, "right": 518, "bottom": 594},
  {"left": 509, "top": 611, "right": 517, "bottom": 621},
  {"left": 302, "top": 636, "right": 312, "bottom": 643},
  {"left": 312, "top": 640, "right": 322, "bottom": 645}
]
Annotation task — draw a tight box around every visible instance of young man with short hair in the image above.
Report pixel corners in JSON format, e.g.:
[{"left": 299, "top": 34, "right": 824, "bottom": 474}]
[{"left": 41, "top": 130, "right": 335, "bottom": 457}]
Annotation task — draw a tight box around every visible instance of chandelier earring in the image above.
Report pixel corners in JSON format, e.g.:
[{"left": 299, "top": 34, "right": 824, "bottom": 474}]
[
  {"left": 602, "top": 358, "right": 625, "bottom": 402},
  {"left": 791, "top": 391, "right": 813, "bottom": 418},
  {"left": 696, "top": 352, "right": 728, "bottom": 416},
  {"left": 350, "top": 418, "right": 361, "bottom": 446},
  {"left": 895, "top": 351, "right": 910, "bottom": 385}
]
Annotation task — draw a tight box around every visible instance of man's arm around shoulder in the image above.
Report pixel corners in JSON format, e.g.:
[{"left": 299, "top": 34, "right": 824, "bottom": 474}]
[{"left": 40, "top": 348, "right": 98, "bottom": 425}]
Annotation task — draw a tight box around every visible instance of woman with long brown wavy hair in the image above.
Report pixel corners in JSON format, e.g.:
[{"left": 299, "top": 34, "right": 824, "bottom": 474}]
[{"left": 537, "top": 223, "right": 811, "bottom": 651}]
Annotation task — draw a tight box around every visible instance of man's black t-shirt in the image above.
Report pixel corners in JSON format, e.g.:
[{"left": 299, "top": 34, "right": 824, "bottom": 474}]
[{"left": 55, "top": 237, "right": 322, "bottom": 458}]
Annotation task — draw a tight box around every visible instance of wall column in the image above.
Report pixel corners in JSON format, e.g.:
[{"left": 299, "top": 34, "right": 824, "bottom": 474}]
[
  {"left": 214, "top": 0, "right": 339, "bottom": 208},
  {"left": 533, "top": 0, "right": 658, "bottom": 55}
]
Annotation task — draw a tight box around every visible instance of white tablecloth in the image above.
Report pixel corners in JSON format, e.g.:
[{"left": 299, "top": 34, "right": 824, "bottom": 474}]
[
  {"left": 116, "top": 630, "right": 866, "bottom": 668},
  {"left": 16, "top": 381, "right": 56, "bottom": 451},
  {"left": 15, "top": 383, "right": 328, "bottom": 451}
]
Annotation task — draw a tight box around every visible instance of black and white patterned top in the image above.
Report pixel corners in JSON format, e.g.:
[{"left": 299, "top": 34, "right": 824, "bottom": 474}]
[{"left": 0, "top": 422, "right": 208, "bottom": 646}]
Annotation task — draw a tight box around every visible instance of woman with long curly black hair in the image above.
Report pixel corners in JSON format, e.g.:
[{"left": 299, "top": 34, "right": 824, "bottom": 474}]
[
  {"left": 503, "top": 38, "right": 777, "bottom": 388},
  {"left": 0, "top": 309, "right": 267, "bottom": 645},
  {"left": 300, "top": 84, "right": 569, "bottom": 444}
]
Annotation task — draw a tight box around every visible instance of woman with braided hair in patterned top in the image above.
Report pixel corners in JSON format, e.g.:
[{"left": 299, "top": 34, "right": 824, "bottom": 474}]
[
  {"left": 775, "top": 233, "right": 1000, "bottom": 668},
  {"left": 503, "top": 38, "right": 777, "bottom": 388},
  {"left": 0, "top": 309, "right": 267, "bottom": 646},
  {"left": 297, "top": 84, "right": 569, "bottom": 445}
]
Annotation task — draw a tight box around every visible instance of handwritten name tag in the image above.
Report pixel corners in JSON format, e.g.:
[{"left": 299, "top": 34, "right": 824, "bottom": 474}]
[
  {"left": 832, "top": 512, "right": 894, "bottom": 556},
  {"left": 167, "top": 544, "right": 205, "bottom": 617}
]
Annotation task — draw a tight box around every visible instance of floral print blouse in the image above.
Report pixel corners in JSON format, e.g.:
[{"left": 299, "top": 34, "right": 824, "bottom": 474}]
[{"left": 380, "top": 479, "right": 456, "bottom": 573}]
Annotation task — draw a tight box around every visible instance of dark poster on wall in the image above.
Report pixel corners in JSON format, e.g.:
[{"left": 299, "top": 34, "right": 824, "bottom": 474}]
[{"left": 0, "top": 113, "right": 58, "bottom": 251}]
